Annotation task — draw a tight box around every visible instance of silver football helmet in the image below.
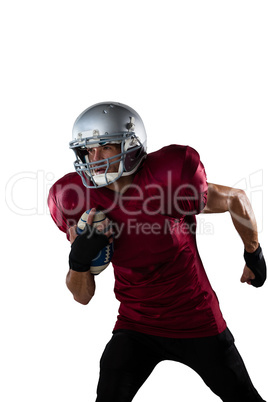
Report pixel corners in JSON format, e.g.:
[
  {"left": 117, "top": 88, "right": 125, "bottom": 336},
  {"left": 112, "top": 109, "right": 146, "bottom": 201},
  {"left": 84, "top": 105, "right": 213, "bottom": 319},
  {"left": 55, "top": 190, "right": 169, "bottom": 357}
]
[{"left": 69, "top": 102, "right": 147, "bottom": 188}]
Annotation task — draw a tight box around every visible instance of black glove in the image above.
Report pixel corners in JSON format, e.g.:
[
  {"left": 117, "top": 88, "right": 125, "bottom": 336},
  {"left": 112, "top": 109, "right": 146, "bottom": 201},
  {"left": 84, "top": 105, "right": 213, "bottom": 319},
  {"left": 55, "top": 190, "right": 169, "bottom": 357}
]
[
  {"left": 244, "top": 244, "right": 267, "bottom": 288},
  {"left": 69, "top": 224, "right": 109, "bottom": 272}
]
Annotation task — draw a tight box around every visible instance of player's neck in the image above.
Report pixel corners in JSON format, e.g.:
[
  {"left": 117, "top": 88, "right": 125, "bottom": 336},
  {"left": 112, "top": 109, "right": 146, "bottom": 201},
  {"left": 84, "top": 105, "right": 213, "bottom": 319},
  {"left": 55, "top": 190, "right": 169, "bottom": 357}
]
[{"left": 106, "top": 174, "right": 135, "bottom": 194}]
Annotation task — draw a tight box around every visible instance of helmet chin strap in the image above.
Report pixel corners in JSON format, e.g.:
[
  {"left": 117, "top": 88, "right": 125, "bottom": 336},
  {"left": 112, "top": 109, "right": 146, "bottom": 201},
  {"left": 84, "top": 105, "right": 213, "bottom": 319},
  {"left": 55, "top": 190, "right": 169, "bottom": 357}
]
[
  {"left": 91, "top": 160, "right": 124, "bottom": 186},
  {"left": 92, "top": 172, "right": 120, "bottom": 186}
]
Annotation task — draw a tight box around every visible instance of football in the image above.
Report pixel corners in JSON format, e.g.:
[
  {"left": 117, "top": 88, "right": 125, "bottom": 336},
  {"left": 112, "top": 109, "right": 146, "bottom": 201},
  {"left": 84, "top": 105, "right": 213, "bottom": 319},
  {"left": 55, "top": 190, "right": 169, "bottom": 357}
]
[{"left": 77, "top": 209, "right": 114, "bottom": 275}]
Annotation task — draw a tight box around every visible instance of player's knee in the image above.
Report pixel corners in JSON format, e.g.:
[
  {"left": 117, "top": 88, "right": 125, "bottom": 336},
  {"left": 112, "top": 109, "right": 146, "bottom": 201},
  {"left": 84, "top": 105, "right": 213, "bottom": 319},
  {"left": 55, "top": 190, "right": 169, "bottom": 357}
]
[{"left": 100, "top": 332, "right": 137, "bottom": 370}]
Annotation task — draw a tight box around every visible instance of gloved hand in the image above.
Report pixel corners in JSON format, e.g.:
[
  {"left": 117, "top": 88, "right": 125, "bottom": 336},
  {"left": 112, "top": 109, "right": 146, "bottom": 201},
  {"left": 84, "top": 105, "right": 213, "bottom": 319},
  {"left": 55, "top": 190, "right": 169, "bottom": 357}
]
[
  {"left": 69, "top": 224, "right": 109, "bottom": 272},
  {"left": 244, "top": 244, "right": 266, "bottom": 288}
]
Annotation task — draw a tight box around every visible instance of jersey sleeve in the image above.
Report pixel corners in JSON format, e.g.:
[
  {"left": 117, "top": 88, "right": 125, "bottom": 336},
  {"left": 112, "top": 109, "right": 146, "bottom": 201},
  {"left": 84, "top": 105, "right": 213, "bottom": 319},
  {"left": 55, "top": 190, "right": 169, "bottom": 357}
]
[
  {"left": 47, "top": 185, "right": 70, "bottom": 236},
  {"left": 177, "top": 146, "right": 208, "bottom": 215},
  {"left": 47, "top": 173, "right": 90, "bottom": 240}
]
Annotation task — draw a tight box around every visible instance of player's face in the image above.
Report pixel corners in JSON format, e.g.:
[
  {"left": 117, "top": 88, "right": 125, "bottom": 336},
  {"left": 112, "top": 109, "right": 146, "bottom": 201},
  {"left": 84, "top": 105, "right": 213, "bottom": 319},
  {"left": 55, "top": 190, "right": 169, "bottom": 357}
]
[{"left": 87, "top": 144, "right": 121, "bottom": 175}]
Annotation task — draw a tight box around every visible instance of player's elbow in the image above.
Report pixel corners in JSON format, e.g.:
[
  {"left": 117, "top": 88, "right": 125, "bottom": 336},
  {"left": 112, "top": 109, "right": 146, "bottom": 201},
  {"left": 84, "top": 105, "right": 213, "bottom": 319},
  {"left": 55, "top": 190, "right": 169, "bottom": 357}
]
[
  {"left": 233, "top": 188, "right": 247, "bottom": 200},
  {"left": 229, "top": 188, "right": 248, "bottom": 214},
  {"left": 71, "top": 287, "right": 95, "bottom": 305},
  {"left": 66, "top": 270, "right": 96, "bottom": 305},
  {"left": 66, "top": 283, "right": 95, "bottom": 305},
  {"left": 73, "top": 294, "right": 93, "bottom": 305}
]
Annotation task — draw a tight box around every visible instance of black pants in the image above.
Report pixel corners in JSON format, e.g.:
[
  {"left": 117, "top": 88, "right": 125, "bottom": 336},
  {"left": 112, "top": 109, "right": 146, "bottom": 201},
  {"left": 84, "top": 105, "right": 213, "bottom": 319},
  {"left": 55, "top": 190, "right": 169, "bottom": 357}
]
[{"left": 95, "top": 328, "right": 265, "bottom": 402}]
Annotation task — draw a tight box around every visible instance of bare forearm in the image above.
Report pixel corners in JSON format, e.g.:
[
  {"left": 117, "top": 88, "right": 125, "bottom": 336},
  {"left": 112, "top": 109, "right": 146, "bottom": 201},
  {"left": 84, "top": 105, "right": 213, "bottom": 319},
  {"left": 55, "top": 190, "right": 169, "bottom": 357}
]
[
  {"left": 203, "top": 183, "right": 259, "bottom": 252},
  {"left": 228, "top": 189, "right": 259, "bottom": 252},
  {"left": 66, "top": 269, "right": 96, "bottom": 305}
]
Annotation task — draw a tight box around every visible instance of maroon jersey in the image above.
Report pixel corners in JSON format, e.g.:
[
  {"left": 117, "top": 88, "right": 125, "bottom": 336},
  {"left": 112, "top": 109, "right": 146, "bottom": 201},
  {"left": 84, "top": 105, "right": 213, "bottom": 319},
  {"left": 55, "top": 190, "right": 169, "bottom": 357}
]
[{"left": 48, "top": 145, "right": 226, "bottom": 338}]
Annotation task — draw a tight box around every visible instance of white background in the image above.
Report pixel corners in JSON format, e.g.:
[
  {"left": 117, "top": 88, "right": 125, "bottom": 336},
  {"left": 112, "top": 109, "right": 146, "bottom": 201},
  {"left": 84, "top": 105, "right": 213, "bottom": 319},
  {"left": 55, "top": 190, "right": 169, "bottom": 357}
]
[{"left": 1, "top": 1, "right": 268, "bottom": 401}]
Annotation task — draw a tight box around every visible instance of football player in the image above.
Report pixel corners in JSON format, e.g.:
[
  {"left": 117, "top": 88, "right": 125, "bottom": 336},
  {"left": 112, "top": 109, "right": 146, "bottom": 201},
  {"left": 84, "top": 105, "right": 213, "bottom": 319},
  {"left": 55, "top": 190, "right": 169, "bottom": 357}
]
[{"left": 48, "top": 102, "right": 266, "bottom": 402}]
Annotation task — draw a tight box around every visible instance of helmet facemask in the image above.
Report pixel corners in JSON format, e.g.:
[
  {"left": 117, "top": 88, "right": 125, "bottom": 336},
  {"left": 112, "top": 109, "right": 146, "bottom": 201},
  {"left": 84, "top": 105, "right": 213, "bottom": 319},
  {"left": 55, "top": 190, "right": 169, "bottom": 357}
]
[{"left": 70, "top": 132, "right": 146, "bottom": 188}]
